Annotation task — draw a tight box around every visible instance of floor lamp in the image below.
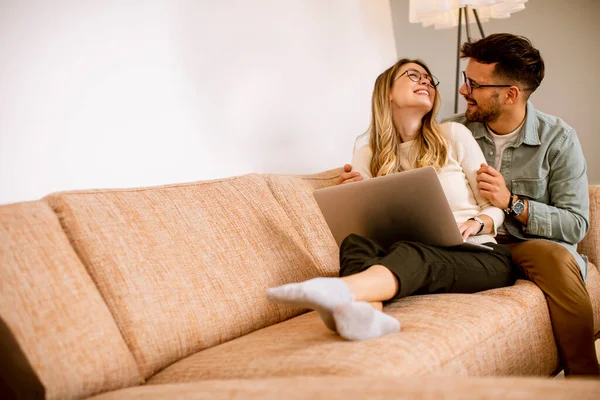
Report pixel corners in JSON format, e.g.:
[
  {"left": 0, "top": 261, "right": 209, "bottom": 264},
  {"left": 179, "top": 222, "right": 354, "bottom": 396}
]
[
  {"left": 408, "top": 0, "right": 528, "bottom": 114},
  {"left": 453, "top": 6, "right": 486, "bottom": 113}
]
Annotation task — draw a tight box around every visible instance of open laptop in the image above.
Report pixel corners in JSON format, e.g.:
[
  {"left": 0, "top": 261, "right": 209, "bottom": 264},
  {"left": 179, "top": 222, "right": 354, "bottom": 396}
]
[{"left": 313, "top": 166, "right": 494, "bottom": 251}]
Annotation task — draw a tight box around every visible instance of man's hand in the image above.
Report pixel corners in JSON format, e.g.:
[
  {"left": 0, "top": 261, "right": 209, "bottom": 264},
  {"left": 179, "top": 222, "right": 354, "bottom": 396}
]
[
  {"left": 476, "top": 164, "right": 511, "bottom": 209},
  {"left": 457, "top": 220, "right": 481, "bottom": 240},
  {"left": 336, "top": 164, "right": 362, "bottom": 185}
]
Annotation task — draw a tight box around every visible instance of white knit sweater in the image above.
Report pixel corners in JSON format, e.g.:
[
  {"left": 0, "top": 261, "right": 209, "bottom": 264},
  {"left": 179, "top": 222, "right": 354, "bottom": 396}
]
[{"left": 351, "top": 122, "right": 504, "bottom": 244}]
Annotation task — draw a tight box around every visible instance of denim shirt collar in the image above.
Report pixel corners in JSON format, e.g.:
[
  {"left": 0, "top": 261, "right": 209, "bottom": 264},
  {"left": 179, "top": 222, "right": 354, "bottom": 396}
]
[{"left": 472, "top": 101, "right": 541, "bottom": 147}]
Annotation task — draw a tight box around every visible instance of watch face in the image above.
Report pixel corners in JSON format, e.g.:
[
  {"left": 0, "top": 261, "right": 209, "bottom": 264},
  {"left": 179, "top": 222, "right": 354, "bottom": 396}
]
[{"left": 512, "top": 200, "right": 525, "bottom": 216}]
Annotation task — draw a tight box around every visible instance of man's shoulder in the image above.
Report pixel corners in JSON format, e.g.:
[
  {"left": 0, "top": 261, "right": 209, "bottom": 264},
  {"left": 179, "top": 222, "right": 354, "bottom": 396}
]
[{"left": 533, "top": 108, "right": 575, "bottom": 136}]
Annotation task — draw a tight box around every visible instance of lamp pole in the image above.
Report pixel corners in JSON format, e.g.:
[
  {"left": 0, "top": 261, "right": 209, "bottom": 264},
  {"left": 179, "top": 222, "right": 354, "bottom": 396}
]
[{"left": 453, "top": 6, "right": 486, "bottom": 114}]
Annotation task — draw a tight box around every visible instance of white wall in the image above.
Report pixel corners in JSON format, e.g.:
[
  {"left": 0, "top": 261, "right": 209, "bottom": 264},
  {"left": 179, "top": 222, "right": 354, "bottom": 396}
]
[
  {"left": 0, "top": 0, "right": 397, "bottom": 204},
  {"left": 390, "top": 0, "right": 600, "bottom": 184}
]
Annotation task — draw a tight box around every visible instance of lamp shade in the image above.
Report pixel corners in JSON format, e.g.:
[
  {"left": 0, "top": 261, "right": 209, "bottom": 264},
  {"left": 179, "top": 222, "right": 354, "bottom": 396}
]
[{"left": 409, "top": 0, "right": 527, "bottom": 29}]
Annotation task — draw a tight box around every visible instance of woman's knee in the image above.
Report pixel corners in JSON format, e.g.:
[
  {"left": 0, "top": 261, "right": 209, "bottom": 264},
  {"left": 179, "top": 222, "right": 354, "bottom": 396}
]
[{"left": 340, "top": 233, "right": 368, "bottom": 251}]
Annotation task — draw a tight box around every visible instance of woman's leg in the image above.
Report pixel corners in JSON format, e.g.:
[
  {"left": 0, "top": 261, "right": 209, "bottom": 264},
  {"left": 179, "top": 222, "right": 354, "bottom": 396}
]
[
  {"left": 268, "top": 234, "right": 515, "bottom": 340},
  {"left": 341, "top": 265, "right": 398, "bottom": 303},
  {"left": 338, "top": 233, "right": 398, "bottom": 303},
  {"left": 333, "top": 239, "right": 515, "bottom": 340},
  {"left": 266, "top": 234, "right": 393, "bottom": 332},
  {"left": 340, "top": 238, "right": 515, "bottom": 301}
]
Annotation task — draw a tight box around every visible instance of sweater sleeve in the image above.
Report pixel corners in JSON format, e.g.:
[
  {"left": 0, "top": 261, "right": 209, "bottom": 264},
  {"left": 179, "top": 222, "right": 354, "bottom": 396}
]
[
  {"left": 351, "top": 145, "right": 374, "bottom": 179},
  {"left": 447, "top": 122, "right": 505, "bottom": 235}
]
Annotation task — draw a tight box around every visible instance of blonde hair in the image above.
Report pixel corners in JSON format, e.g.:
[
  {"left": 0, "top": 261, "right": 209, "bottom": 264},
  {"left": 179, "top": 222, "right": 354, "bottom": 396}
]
[{"left": 361, "top": 59, "right": 448, "bottom": 177}]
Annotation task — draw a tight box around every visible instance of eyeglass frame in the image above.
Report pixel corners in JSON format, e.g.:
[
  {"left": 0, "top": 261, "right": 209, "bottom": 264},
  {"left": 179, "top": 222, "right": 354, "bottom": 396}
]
[
  {"left": 461, "top": 71, "right": 513, "bottom": 94},
  {"left": 394, "top": 68, "right": 440, "bottom": 88}
]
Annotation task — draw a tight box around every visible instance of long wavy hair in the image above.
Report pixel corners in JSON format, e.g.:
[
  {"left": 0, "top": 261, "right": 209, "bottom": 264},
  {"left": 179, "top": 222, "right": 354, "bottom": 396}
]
[{"left": 360, "top": 59, "right": 448, "bottom": 177}]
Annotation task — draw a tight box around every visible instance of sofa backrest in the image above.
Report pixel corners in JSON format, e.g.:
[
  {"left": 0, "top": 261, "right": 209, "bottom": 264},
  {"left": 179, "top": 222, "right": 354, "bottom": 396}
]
[
  {"left": 44, "top": 172, "right": 341, "bottom": 379},
  {"left": 578, "top": 185, "right": 600, "bottom": 267},
  {"left": 0, "top": 201, "right": 142, "bottom": 400},
  {"left": 264, "top": 169, "right": 341, "bottom": 278}
]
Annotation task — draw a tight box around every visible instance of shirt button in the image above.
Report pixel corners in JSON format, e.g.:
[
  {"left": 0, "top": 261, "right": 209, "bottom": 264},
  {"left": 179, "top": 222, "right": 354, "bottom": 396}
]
[{"left": 489, "top": 151, "right": 494, "bottom": 156}]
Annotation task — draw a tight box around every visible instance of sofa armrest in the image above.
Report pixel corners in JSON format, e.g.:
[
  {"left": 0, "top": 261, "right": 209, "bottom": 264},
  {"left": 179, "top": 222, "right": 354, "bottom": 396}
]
[{"left": 578, "top": 186, "right": 600, "bottom": 267}]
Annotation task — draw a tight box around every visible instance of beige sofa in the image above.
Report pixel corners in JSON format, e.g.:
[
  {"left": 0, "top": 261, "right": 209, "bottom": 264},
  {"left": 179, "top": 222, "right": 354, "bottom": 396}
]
[{"left": 1, "top": 168, "right": 599, "bottom": 399}]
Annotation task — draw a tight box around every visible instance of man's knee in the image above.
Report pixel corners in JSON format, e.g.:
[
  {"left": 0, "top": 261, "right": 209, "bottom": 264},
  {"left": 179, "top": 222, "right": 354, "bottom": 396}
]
[
  {"left": 512, "top": 240, "right": 574, "bottom": 268},
  {"left": 511, "top": 240, "right": 588, "bottom": 300}
]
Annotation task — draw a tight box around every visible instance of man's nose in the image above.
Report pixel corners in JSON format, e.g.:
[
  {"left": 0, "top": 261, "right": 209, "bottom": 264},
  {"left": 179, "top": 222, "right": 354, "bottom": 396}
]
[{"left": 459, "top": 83, "right": 469, "bottom": 96}]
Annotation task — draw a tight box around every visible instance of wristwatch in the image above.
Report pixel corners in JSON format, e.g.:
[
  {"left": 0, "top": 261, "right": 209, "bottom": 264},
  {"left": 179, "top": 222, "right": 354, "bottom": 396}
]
[
  {"left": 506, "top": 193, "right": 526, "bottom": 216},
  {"left": 468, "top": 216, "right": 485, "bottom": 234},
  {"left": 511, "top": 197, "right": 526, "bottom": 216}
]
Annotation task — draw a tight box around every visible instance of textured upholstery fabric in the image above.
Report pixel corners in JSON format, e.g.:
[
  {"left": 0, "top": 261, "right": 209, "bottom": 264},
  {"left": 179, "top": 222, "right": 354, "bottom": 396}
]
[
  {"left": 44, "top": 174, "right": 336, "bottom": 378},
  {"left": 588, "top": 262, "right": 600, "bottom": 334},
  {"left": 265, "top": 173, "right": 340, "bottom": 278},
  {"left": 90, "top": 376, "right": 600, "bottom": 400},
  {"left": 149, "top": 276, "right": 587, "bottom": 383},
  {"left": 0, "top": 202, "right": 141, "bottom": 400},
  {"left": 3, "top": 170, "right": 594, "bottom": 399},
  {"left": 579, "top": 186, "right": 600, "bottom": 268}
]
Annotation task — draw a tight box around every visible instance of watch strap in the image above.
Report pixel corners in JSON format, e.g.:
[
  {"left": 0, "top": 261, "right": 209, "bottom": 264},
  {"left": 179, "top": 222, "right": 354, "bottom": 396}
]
[{"left": 508, "top": 192, "right": 515, "bottom": 209}]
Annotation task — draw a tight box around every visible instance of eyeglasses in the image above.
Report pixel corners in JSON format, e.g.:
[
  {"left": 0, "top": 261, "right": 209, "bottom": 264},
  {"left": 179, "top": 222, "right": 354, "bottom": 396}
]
[
  {"left": 395, "top": 68, "right": 439, "bottom": 88},
  {"left": 462, "top": 71, "right": 512, "bottom": 94}
]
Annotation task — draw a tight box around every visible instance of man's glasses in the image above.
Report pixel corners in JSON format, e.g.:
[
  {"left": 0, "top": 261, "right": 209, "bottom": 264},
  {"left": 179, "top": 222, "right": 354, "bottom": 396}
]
[
  {"left": 462, "top": 71, "right": 512, "bottom": 94},
  {"left": 395, "top": 68, "right": 439, "bottom": 88}
]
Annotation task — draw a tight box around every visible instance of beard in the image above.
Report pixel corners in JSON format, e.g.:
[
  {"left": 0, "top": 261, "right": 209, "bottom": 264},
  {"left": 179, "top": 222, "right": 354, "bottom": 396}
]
[{"left": 464, "top": 93, "right": 502, "bottom": 123}]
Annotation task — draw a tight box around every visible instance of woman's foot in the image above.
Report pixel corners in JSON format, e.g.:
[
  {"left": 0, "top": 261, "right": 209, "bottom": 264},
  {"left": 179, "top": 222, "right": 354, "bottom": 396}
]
[
  {"left": 266, "top": 277, "right": 353, "bottom": 331},
  {"left": 333, "top": 301, "right": 400, "bottom": 341}
]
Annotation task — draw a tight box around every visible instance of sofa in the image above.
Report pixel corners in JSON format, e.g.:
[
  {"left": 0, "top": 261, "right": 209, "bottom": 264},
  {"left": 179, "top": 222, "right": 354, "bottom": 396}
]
[{"left": 1, "top": 168, "right": 599, "bottom": 399}]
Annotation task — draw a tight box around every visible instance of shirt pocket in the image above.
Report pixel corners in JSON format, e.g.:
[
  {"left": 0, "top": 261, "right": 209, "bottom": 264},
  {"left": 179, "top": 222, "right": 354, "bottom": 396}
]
[{"left": 511, "top": 177, "right": 548, "bottom": 200}]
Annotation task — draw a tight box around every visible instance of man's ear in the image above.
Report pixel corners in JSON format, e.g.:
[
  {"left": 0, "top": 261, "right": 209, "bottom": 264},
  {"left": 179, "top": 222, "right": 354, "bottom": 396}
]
[{"left": 505, "top": 86, "right": 520, "bottom": 105}]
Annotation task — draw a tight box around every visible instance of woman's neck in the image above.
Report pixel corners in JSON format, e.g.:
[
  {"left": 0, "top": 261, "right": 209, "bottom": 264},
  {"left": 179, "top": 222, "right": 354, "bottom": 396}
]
[{"left": 392, "top": 108, "right": 424, "bottom": 143}]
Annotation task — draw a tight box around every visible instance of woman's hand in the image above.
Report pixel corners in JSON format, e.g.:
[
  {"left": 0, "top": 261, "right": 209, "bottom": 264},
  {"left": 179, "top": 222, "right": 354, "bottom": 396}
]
[{"left": 457, "top": 220, "right": 482, "bottom": 240}]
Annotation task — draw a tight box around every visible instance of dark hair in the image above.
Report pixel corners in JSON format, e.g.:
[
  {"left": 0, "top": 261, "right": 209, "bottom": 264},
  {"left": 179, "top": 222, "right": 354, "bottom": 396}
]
[{"left": 461, "top": 33, "right": 545, "bottom": 97}]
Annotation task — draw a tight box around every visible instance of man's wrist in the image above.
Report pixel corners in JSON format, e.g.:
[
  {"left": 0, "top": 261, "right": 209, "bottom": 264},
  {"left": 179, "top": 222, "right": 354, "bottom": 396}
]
[
  {"left": 504, "top": 193, "right": 515, "bottom": 214},
  {"left": 509, "top": 195, "right": 526, "bottom": 217}
]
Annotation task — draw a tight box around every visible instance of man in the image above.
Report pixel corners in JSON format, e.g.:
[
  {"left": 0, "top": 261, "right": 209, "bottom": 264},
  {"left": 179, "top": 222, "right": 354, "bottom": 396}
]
[{"left": 338, "top": 33, "right": 598, "bottom": 376}]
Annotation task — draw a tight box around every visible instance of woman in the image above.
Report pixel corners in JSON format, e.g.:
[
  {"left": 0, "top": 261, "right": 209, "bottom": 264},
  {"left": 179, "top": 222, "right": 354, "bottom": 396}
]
[{"left": 267, "top": 59, "right": 516, "bottom": 341}]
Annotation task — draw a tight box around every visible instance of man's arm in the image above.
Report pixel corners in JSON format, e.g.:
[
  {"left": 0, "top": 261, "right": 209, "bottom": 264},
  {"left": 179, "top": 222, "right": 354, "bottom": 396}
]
[
  {"left": 524, "top": 130, "right": 589, "bottom": 244},
  {"left": 477, "top": 129, "right": 589, "bottom": 244}
]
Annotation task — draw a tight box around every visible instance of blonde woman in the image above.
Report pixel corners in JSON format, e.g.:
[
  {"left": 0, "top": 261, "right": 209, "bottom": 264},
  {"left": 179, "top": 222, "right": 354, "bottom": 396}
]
[{"left": 267, "top": 59, "right": 515, "bottom": 341}]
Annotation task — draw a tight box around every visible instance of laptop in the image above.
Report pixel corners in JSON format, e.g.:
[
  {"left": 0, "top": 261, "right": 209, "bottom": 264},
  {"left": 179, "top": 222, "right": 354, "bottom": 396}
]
[{"left": 312, "top": 166, "right": 494, "bottom": 251}]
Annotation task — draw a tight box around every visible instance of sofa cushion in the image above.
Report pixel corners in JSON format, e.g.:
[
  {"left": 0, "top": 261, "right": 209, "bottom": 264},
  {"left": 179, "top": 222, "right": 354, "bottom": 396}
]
[
  {"left": 44, "top": 174, "right": 335, "bottom": 378},
  {"left": 89, "top": 376, "right": 600, "bottom": 400},
  {"left": 146, "top": 280, "right": 554, "bottom": 381},
  {"left": 149, "top": 263, "right": 599, "bottom": 382},
  {"left": 264, "top": 171, "right": 341, "bottom": 278},
  {"left": 0, "top": 202, "right": 142, "bottom": 400},
  {"left": 578, "top": 186, "right": 600, "bottom": 267}
]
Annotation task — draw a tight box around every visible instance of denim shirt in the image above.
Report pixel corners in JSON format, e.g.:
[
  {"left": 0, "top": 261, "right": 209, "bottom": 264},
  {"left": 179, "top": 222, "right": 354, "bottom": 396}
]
[{"left": 444, "top": 102, "right": 590, "bottom": 281}]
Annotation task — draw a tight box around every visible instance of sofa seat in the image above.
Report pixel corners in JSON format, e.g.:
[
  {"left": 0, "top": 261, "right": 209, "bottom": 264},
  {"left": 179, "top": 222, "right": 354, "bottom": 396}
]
[
  {"left": 90, "top": 375, "right": 600, "bottom": 400},
  {"left": 148, "top": 263, "right": 599, "bottom": 384}
]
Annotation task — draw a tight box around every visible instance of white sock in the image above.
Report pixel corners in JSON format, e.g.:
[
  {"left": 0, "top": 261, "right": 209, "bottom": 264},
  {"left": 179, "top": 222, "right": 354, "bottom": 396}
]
[
  {"left": 333, "top": 302, "right": 401, "bottom": 341},
  {"left": 266, "top": 277, "right": 354, "bottom": 332}
]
